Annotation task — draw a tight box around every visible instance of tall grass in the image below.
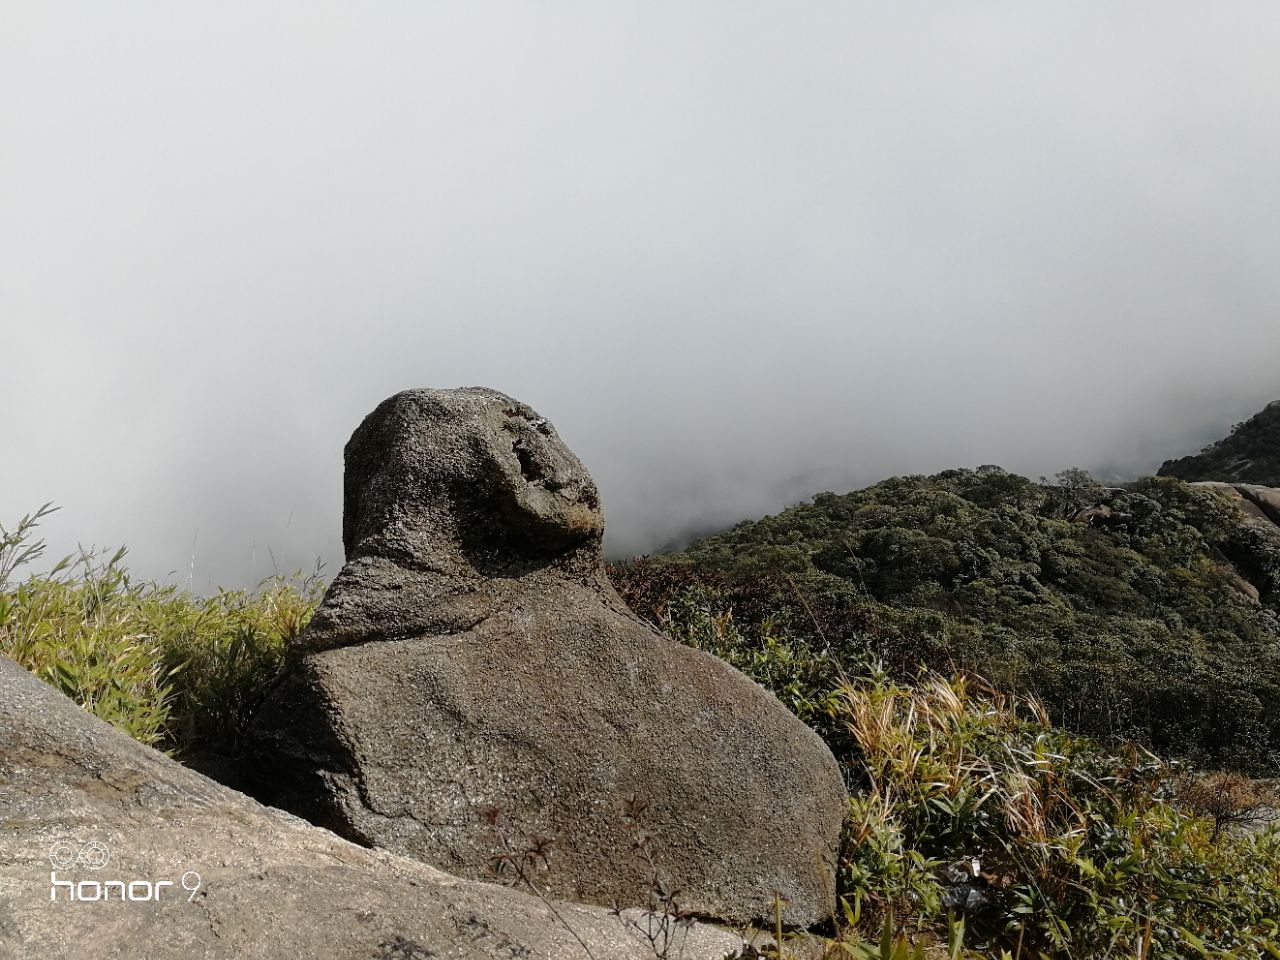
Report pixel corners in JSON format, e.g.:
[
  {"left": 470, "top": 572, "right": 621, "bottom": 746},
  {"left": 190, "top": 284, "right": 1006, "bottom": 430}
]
[
  {"left": 659, "top": 587, "right": 1280, "bottom": 959},
  {"left": 830, "top": 669, "right": 1280, "bottom": 957},
  {"left": 0, "top": 505, "right": 323, "bottom": 751}
]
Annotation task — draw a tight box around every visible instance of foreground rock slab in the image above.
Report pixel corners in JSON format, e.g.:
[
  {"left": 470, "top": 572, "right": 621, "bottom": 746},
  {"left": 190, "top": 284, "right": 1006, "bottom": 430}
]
[
  {"left": 248, "top": 387, "right": 847, "bottom": 926},
  {"left": 0, "top": 655, "right": 750, "bottom": 960}
]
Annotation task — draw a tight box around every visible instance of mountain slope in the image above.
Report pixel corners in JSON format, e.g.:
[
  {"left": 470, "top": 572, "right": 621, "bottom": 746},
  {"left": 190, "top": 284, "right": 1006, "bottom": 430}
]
[
  {"left": 614, "top": 468, "right": 1280, "bottom": 771},
  {"left": 1159, "top": 399, "right": 1280, "bottom": 486}
]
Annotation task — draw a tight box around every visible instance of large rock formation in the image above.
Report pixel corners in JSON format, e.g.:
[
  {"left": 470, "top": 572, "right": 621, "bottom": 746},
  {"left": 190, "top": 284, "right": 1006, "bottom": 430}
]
[
  {"left": 0, "top": 655, "right": 749, "bottom": 959},
  {"left": 248, "top": 387, "right": 847, "bottom": 926},
  {"left": 1186, "top": 481, "right": 1280, "bottom": 604},
  {"left": 1189, "top": 481, "right": 1280, "bottom": 532}
]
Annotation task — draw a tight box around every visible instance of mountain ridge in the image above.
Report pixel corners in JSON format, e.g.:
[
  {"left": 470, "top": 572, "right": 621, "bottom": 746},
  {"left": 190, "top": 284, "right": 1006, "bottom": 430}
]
[
  {"left": 1159, "top": 399, "right": 1280, "bottom": 486},
  {"left": 615, "top": 400, "right": 1280, "bottom": 771}
]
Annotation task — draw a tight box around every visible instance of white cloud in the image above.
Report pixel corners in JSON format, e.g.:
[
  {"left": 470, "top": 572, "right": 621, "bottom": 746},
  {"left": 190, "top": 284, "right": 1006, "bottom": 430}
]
[{"left": 3, "top": 2, "right": 1279, "bottom": 584}]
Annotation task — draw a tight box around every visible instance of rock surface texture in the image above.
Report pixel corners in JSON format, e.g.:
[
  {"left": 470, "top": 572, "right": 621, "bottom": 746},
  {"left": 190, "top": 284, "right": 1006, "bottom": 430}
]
[
  {"left": 248, "top": 387, "right": 847, "bottom": 926},
  {"left": 0, "top": 655, "right": 751, "bottom": 959},
  {"left": 1187, "top": 481, "right": 1280, "bottom": 604},
  {"left": 1190, "top": 481, "right": 1280, "bottom": 534}
]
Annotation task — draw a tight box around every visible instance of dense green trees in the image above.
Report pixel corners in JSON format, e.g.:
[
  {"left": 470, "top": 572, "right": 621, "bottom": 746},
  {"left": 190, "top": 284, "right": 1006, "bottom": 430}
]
[
  {"left": 613, "top": 469, "right": 1280, "bottom": 772},
  {"left": 1160, "top": 400, "right": 1280, "bottom": 486}
]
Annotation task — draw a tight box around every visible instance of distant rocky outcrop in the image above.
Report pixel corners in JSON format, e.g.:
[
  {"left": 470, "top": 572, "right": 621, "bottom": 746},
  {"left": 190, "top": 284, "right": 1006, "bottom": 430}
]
[
  {"left": 1184, "top": 480, "right": 1280, "bottom": 604},
  {"left": 1188, "top": 481, "right": 1280, "bottom": 532},
  {"left": 247, "top": 388, "right": 847, "bottom": 926},
  {"left": 1159, "top": 400, "right": 1280, "bottom": 487},
  {"left": 0, "top": 654, "right": 749, "bottom": 959}
]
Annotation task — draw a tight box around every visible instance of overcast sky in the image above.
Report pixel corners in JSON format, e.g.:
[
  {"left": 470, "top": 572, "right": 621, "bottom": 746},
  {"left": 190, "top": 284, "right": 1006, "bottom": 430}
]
[{"left": 3, "top": 3, "right": 1279, "bottom": 589}]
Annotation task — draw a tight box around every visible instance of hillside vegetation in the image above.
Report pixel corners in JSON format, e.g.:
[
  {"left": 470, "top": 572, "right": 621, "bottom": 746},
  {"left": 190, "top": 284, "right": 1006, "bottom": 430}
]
[
  {"left": 1160, "top": 400, "right": 1280, "bottom": 487},
  {"left": 0, "top": 504, "right": 321, "bottom": 754},
  {"left": 6, "top": 477, "right": 1280, "bottom": 956},
  {"left": 613, "top": 469, "right": 1280, "bottom": 772}
]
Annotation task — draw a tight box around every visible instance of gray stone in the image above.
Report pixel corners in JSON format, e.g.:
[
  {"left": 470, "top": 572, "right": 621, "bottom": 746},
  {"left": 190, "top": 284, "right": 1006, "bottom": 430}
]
[
  {"left": 1238, "top": 484, "right": 1280, "bottom": 528},
  {"left": 247, "top": 387, "right": 847, "bottom": 926},
  {"left": 1190, "top": 481, "right": 1280, "bottom": 537},
  {"left": 1188, "top": 481, "right": 1280, "bottom": 603},
  {"left": 0, "top": 654, "right": 752, "bottom": 959}
]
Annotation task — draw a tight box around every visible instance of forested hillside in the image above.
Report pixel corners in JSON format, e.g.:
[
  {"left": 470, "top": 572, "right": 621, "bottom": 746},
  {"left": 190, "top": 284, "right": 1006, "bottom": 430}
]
[
  {"left": 1160, "top": 400, "right": 1280, "bottom": 486},
  {"left": 614, "top": 468, "right": 1280, "bottom": 771}
]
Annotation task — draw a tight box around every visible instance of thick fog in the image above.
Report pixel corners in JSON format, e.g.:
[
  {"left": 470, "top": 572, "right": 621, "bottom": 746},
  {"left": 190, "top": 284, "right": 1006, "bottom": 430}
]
[{"left": 3, "top": 3, "right": 1279, "bottom": 589}]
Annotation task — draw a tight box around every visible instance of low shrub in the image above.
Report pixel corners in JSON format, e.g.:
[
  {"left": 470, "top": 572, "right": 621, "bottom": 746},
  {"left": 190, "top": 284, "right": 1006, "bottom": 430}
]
[
  {"left": 828, "top": 669, "right": 1280, "bottom": 958},
  {"left": 0, "top": 505, "right": 323, "bottom": 753},
  {"left": 0, "top": 543, "right": 175, "bottom": 744},
  {"left": 615, "top": 469, "right": 1280, "bottom": 773},
  {"left": 649, "top": 580, "right": 1280, "bottom": 958}
]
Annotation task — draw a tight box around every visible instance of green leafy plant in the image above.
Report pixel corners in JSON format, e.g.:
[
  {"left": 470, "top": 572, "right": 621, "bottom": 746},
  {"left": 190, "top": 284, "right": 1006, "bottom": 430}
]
[
  {"left": 154, "top": 570, "right": 324, "bottom": 754},
  {"left": 0, "top": 501, "right": 60, "bottom": 589},
  {"left": 0, "top": 541, "right": 175, "bottom": 744},
  {"left": 623, "top": 567, "right": 1280, "bottom": 958},
  {"left": 0, "top": 505, "right": 322, "bottom": 752}
]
